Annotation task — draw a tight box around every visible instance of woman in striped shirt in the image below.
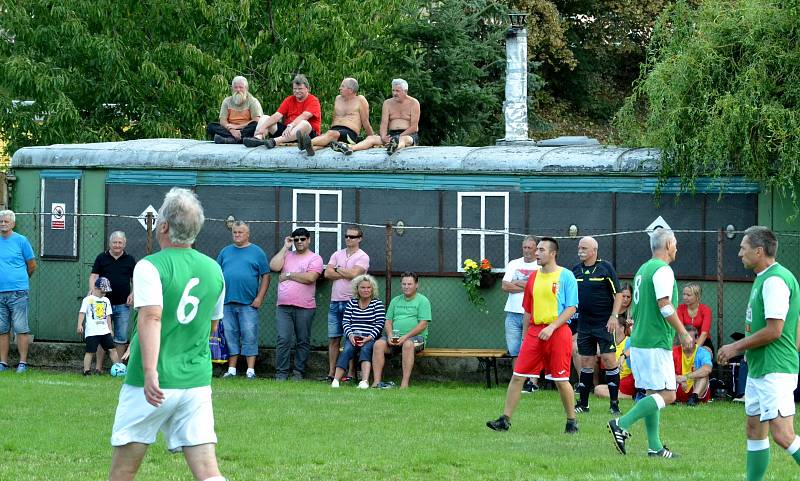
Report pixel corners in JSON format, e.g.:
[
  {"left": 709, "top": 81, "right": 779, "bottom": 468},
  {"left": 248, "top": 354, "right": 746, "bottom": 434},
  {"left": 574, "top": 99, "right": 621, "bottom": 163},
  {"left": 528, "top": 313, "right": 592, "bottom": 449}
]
[{"left": 331, "top": 274, "right": 385, "bottom": 389}]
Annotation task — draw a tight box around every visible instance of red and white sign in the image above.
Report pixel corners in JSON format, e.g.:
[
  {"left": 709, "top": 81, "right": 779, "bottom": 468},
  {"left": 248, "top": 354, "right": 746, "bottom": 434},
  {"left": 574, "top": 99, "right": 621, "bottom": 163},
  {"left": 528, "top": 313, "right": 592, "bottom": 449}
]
[{"left": 51, "top": 203, "right": 66, "bottom": 230}]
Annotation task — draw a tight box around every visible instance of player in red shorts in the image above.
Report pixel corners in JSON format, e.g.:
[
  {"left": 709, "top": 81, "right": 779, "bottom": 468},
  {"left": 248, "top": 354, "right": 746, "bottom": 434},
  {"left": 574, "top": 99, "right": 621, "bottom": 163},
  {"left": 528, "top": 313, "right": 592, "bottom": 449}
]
[{"left": 487, "top": 237, "right": 580, "bottom": 433}]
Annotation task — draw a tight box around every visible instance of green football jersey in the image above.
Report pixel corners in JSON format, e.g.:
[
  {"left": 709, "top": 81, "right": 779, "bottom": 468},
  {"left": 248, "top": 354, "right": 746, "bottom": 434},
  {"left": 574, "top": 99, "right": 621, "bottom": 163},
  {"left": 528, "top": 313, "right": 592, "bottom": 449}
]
[
  {"left": 126, "top": 248, "right": 225, "bottom": 389},
  {"left": 745, "top": 263, "right": 800, "bottom": 377},
  {"left": 630, "top": 258, "right": 678, "bottom": 350}
]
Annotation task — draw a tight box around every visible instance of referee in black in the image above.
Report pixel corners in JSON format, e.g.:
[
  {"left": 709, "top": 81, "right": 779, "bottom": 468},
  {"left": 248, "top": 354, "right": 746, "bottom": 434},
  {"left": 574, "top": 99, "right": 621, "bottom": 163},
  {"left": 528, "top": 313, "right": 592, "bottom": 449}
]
[{"left": 572, "top": 236, "right": 625, "bottom": 415}]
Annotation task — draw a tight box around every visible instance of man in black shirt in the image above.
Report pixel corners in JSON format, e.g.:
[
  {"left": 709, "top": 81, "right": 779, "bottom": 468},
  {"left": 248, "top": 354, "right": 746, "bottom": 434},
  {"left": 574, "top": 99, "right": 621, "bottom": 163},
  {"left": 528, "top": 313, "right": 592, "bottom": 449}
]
[
  {"left": 572, "top": 236, "right": 624, "bottom": 415},
  {"left": 89, "top": 231, "right": 136, "bottom": 367}
]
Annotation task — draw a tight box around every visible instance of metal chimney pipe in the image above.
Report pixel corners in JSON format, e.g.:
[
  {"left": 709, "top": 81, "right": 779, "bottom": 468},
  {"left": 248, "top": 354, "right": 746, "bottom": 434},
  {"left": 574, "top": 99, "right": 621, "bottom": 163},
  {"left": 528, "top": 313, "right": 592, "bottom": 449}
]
[{"left": 500, "top": 14, "right": 531, "bottom": 144}]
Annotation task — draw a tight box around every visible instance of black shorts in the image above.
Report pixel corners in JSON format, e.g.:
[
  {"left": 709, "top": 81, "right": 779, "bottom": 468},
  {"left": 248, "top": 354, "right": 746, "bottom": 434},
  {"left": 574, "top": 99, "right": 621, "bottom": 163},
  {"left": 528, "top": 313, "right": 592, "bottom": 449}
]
[
  {"left": 85, "top": 333, "right": 116, "bottom": 353},
  {"left": 388, "top": 129, "right": 419, "bottom": 146},
  {"left": 273, "top": 122, "right": 318, "bottom": 139},
  {"left": 577, "top": 324, "right": 616, "bottom": 356},
  {"left": 330, "top": 125, "right": 359, "bottom": 144}
]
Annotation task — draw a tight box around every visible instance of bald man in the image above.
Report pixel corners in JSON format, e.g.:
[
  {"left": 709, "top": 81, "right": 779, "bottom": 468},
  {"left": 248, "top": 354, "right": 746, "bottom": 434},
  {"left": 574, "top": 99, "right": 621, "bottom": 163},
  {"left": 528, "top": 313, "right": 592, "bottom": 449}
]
[{"left": 571, "top": 236, "right": 625, "bottom": 415}]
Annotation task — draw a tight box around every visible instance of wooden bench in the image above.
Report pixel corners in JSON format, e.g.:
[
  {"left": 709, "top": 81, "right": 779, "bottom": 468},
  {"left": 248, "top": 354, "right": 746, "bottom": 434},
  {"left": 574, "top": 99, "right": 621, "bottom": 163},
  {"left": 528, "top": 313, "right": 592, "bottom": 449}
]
[{"left": 416, "top": 348, "right": 509, "bottom": 388}]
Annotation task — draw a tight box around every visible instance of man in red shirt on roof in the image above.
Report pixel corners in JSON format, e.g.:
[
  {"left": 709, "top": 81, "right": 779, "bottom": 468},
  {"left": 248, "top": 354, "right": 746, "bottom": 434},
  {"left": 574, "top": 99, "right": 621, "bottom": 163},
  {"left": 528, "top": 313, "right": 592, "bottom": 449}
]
[{"left": 244, "top": 74, "right": 322, "bottom": 156}]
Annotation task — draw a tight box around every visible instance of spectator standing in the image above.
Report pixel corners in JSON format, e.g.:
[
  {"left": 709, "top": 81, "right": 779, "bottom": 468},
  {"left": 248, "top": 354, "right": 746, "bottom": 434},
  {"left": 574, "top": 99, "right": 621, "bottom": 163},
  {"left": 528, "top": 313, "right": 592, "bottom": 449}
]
[
  {"left": 331, "top": 275, "right": 385, "bottom": 389},
  {"left": 0, "top": 210, "right": 36, "bottom": 373},
  {"left": 718, "top": 226, "right": 800, "bottom": 481},
  {"left": 107, "top": 187, "right": 227, "bottom": 481},
  {"left": 677, "top": 282, "right": 714, "bottom": 352},
  {"left": 501, "top": 235, "right": 540, "bottom": 392},
  {"left": 371, "top": 272, "right": 431, "bottom": 389},
  {"left": 572, "top": 236, "right": 625, "bottom": 416},
  {"left": 607, "top": 228, "right": 693, "bottom": 458},
  {"left": 244, "top": 74, "right": 322, "bottom": 155},
  {"left": 486, "top": 238, "right": 580, "bottom": 433},
  {"left": 673, "top": 325, "right": 712, "bottom": 405},
  {"left": 269, "top": 228, "right": 323, "bottom": 380},
  {"left": 90, "top": 230, "right": 136, "bottom": 368},
  {"left": 77, "top": 277, "right": 123, "bottom": 375},
  {"left": 207, "top": 75, "right": 263, "bottom": 144},
  {"left": 323, "top": 226, "right": 369, "bottom": 382},
  {"left": 217, "top": 221, "right": 270, "bottom": 379}
]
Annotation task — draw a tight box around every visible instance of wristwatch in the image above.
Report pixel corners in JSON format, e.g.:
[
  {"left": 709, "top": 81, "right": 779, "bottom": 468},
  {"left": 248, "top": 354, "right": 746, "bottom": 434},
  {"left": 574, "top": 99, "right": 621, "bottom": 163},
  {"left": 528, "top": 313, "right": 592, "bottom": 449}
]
[
  {"left": 334, "top": 266, "right": 340, "bottom": 273},
  {"left": 285, "top": 272, "right": 292, "bottom": 280}
]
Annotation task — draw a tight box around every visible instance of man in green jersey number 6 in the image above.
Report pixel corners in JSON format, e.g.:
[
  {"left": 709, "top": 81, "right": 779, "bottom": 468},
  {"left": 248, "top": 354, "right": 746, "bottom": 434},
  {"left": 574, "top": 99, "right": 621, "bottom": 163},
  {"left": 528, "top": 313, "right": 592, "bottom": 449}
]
[
  {"left": 108, "top": 188, "right": 227, "bottom": 481},
  {"left": 718, "top": 226, "right": 800, "bottom": 481}
]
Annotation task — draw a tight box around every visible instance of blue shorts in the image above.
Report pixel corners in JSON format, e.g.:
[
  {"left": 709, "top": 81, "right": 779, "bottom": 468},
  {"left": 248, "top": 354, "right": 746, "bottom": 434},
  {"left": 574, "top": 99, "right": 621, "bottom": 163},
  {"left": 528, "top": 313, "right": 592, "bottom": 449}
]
[
  {"left": 223, "top": 303, "right": 260, "bottom": 357},
  {"left": 504, "top": 312, "right": 524, "bottom": 356},
  {"left": 111, "top": 304, "right": 131, "bottom": 344},
  {"left": 0, "top": 290, "right": 30, "bottom": 335},
  {"left": 327, "top": 301, "right": 348, "bottom": 338}
]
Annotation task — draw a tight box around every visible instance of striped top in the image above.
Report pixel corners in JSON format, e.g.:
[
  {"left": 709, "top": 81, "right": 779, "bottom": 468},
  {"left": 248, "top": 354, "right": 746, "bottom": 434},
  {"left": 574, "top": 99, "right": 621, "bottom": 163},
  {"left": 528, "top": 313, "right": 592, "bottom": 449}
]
[{"left": 343, "top": 298, "right": 385, "bottom": 339}]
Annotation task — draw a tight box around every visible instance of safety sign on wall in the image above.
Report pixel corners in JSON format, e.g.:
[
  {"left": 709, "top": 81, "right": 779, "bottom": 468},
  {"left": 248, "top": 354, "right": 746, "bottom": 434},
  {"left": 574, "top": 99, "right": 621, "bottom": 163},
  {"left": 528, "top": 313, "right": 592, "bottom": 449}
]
[{"left": 50, "top": 202, "right": 66, "bottom": 230}]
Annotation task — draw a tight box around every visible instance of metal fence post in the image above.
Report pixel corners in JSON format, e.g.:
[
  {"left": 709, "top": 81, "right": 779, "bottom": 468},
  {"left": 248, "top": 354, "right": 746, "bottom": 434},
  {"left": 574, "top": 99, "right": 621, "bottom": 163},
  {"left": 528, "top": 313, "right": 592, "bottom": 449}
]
[
  {"left": 385, "top": 222, "right": 393, "bottom": 302},
  {"left": 716, "top": 228, "right": 724, "bottom": 350},
  {"left": 145, "top": 212, "right": 154, "bottom": 255}
]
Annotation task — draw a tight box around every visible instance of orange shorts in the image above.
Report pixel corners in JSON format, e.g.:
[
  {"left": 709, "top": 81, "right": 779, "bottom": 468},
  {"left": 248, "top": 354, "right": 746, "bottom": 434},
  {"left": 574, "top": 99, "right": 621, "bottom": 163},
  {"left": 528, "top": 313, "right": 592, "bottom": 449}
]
[
  {"left": 676, "top": 383, "right": 711, "bottom": 402},
  {"left": 619, "top": 374, "right": 635, "bottom": 396},
  {"left": 514, "top": 324, "right": 573, "bottom": 381}
]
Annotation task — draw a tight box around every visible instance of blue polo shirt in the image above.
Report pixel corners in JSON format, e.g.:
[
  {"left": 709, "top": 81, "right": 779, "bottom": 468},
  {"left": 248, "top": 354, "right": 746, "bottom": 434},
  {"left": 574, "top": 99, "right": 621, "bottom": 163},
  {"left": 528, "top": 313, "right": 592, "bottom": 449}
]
[
  {"left": 216, "top": 243, "right": 269, "bottom": 304},
  {"left": 0, "top": 232, "right": 35, "bottom": 292}
]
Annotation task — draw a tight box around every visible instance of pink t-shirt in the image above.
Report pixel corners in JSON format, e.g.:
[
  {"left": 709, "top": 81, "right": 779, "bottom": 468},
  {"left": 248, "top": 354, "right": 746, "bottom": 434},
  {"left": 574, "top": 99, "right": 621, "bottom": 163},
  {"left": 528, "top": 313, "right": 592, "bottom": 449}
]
[
  {"left": 277, "top": 251, "right": 324, "bottom": 308},
  {"left": 328, "top": 249, "right": 370, "bottom": 301}
]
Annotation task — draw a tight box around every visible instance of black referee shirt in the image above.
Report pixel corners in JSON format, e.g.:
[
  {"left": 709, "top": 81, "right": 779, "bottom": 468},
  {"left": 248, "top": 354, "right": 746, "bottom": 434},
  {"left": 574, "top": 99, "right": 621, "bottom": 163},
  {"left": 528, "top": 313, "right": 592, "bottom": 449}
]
[
  {"left": 571, "top": 259, "right": 620, "bottom": 327},
  {"left": 91, "top": 251, "right": 136, "bottom": 306}
]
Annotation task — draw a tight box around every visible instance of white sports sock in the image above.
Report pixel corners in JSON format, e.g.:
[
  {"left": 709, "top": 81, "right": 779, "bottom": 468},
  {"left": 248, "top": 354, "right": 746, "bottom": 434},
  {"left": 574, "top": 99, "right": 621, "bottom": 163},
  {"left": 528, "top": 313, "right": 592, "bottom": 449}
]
[
  {"left": 651, "top": 393, "right": 666, "bottom": 409},
  {"left": 227, "top": 367, "right": 236, "bottom": 375},
  {"left": 246, "top": 368, "right": 255, "bottom": 375},
  {"left": 747, "top": 438, "right": 770, "bottom": 451},
  {"left": 787, "top": 436, "right": 800, "bottom": 455}
]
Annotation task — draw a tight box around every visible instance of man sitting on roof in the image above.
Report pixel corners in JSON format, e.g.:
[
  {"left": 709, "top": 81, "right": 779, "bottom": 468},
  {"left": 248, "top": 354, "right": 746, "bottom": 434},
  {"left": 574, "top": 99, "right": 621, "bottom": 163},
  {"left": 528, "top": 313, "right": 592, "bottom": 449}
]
[
  {"left": 310, "top": 77, "right": 374, "bottom": 157},
  {"left": 243, "top": 74, "right": 321, "bottom": 156},
  {"left": 207, "top": 76, "right": 263, "bottom": 145},
  {"left": 343, "top": 78, "right": 419, "bottom": 155}
]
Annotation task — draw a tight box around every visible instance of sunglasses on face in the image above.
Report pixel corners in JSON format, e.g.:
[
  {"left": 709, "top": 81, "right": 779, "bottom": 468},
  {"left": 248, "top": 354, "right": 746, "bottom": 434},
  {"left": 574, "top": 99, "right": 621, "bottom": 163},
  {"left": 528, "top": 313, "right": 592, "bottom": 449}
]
[
  {"left": 344, "top": 235, "right": 362, "bottom": 239},
  {"left": 293, "top": 237, "right": 308, "bottom": 242}
]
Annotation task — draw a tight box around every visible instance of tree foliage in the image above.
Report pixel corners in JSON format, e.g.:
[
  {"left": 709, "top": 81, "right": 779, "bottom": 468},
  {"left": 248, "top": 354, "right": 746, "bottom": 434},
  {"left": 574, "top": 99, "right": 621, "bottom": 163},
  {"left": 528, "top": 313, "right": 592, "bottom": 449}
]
[{"left": 614, "top": 0, "right": 800, "bottom": 195}]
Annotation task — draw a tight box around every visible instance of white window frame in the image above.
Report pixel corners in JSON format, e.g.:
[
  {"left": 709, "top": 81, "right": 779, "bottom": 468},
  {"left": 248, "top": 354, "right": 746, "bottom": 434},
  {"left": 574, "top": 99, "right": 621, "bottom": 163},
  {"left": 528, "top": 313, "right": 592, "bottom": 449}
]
[
  {"left": 292, "top": 189, "right": 342, "bottom": 254},
  {"left": 457, "top": 192, "right": 509, "bottom": 272}
]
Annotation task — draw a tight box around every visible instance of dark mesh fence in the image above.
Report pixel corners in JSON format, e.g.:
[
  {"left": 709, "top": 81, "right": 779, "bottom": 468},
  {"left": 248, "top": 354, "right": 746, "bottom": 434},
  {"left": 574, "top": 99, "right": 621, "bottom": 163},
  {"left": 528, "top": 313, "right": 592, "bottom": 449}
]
[{"left": 9, "top": 211, "right": 800, "bottom": 353}]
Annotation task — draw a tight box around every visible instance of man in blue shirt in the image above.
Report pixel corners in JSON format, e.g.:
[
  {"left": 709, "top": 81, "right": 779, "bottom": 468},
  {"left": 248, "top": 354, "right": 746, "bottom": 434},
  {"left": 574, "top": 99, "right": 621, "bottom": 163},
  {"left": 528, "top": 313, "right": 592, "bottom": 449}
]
[
  {"left": 0, "top": 210, "right": 37, "bottom": 373},
  {"left": 216, "top": 221, "right": 270, "bottom": 379}
]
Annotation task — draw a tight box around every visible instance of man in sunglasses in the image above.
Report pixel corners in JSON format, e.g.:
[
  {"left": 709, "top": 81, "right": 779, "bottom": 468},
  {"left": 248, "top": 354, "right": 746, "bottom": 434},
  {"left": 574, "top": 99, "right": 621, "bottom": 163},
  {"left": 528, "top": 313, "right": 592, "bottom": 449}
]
[
  {"left": 269, "top": 228, "right": 324, "bottom": 380},
  {"left": 321, "top": 226, "right": 370, "bottom": 382}
]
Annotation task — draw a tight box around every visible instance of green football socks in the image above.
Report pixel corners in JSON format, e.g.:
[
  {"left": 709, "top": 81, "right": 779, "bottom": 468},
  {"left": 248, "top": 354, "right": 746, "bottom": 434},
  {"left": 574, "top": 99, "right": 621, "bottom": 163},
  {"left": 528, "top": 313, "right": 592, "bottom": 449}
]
[{"left": 746, "top": 439, "right": 770, "bottom": 481}]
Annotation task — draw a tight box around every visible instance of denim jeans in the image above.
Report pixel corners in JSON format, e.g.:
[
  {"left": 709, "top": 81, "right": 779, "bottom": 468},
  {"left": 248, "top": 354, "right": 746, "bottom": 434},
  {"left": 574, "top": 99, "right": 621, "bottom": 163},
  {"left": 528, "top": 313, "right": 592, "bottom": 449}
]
[
  {"left": 275, "top": 305, "right": 316, "bottom": 376},
  {"left": 111, "top": 304, "right": 131, "bottom": 344},
  {"left": 223, "top": 303, "right": 260, "bottom": 357},
  {"left": 0, "top": 290, "right": 30, "bottom": 335},
  {"left": 327, "top": 301, "right": 348, "bottom": 338},
  {"left": 336, "top": 338, "right": 375, "bottom": 370},
  {"left": 504, "top": 311, "right": 524, "bottom": 356}
]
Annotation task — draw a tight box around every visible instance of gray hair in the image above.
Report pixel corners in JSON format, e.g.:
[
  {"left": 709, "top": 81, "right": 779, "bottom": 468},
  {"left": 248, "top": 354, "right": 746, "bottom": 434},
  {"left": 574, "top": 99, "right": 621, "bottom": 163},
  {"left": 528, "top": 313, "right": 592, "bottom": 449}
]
[
  {"left": 157, "top": 187, "right": 205, "bottom": 245},
  {"left": 342, "top": 77, "right": 359, "bottom": 92},
  {"left": 522, "top": 235, "right": 539, "bottom": 245},
  {"left": 351, "top": 274, "right": 379, "bottom": 300},
  {"left": 109, "top": 231, "right": 126, "bottom": 242},
  {"left": 232, "top": 220, "right": 249, "bottom": 231},
  {"left": 0, "top": 210, "right": 15, "bottom": 222},
  {"left": 744, "top": 225, "right": 778, "bottom": 258},
  {"left": 292, "top": 74, "right": 309, "bottom": 88},
  {"left": 392, "top": 78, "right": 408, "bottom": 92},
  {"left": 231, "top": 76, "right": 248, "bottom": 90},
  {"left": 650, "top": 228, "right": 675, "bottom": 253}
]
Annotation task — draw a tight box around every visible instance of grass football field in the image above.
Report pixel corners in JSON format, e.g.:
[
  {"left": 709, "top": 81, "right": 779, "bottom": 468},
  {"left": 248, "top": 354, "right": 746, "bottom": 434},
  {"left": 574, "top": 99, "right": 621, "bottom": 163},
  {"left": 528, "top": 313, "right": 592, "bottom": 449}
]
[{"left": 0, "top": 371, "right": 795, "bottom": 480}]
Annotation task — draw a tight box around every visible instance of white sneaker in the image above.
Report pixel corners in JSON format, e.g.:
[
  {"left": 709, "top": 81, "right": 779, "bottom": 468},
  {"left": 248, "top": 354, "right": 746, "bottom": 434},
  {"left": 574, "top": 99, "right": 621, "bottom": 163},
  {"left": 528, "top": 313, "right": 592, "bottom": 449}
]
[
  {"left": 733, "top": 396, "right": 745, "bottom": 403},
  {"left": 358, "top": 380, "right": 369, "bottom": 389},
  {"left": 222, "top": 372, "right": 236, "bottom": 378},
  {"left": 331, "top": 379, "right": 340, "bottom": 388}
]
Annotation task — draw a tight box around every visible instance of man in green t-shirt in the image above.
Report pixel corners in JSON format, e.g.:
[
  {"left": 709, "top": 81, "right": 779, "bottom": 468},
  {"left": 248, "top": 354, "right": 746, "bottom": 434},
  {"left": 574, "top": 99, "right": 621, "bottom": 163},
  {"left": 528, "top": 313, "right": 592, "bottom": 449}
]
[
  {"left": 372, "top": 271, "right": 431, "bottom": 389},
  {"left": 607, "top": 228, "right": 692, "bottom": 459},
  {"left": 108, "top": 188, "right": 228, "bottom": 481},
  {"left": 718, "top": 226, "right": 800, "bottom": 481}
]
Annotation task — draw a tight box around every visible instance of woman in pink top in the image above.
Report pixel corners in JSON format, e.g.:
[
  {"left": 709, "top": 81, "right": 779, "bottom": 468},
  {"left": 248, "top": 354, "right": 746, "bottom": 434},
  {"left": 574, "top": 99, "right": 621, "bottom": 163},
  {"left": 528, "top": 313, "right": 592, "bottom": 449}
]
[{"left": 677, "top": 282, "right": 713, "bottom": 351}]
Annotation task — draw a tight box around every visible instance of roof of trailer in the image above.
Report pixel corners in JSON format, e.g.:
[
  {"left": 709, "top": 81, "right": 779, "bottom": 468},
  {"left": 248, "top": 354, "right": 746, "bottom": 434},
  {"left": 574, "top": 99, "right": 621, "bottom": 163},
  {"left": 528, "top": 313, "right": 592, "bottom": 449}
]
[{"left": 11, "top": 138, "right": 662, "bottom": 174}]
